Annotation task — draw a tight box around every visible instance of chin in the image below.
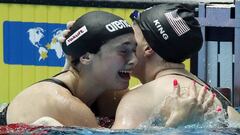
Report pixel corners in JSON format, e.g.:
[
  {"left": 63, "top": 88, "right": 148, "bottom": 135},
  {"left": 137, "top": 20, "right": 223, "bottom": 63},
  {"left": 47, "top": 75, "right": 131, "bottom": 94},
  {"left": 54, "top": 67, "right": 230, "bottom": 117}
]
[
  {"left": 115, "top": 86, "right": 128, "bottom": 91},
  {"left": 132, "top": 70, "right": 141, "bottom": 78},
  {"left": 113, "top": 82, "right": 129, "bottom": 91}
]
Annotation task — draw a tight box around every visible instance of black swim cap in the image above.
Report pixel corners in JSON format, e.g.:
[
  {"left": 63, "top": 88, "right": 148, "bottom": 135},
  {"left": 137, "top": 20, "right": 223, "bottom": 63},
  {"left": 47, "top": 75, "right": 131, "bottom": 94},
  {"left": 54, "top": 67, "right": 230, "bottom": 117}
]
[
  {"left": 130, "top": 4, "right": 203, "bottom": 63},
  {"left": 62, "top": 11, "right": 133, "bottom": 58}
]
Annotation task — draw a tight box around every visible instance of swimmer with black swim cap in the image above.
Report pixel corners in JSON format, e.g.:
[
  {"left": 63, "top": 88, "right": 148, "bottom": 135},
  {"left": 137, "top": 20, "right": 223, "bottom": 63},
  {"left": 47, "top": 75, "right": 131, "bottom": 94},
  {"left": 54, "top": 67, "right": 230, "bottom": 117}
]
[
  {"left": 61, "top": 11, "right": 138, "bottom": 90},
  {"left": 5, "top": 11, "right": 137, "bottom": 127},
  {"left": 112, "top": 3, "right": 227, "bottom": 129}
]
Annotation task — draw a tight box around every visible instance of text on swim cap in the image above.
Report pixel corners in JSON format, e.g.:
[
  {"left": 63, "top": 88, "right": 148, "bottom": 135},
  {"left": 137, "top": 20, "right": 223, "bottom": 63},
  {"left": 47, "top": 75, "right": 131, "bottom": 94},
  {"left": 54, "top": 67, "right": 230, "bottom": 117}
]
[
  {"left": 66, "top": 25, "right": 88, "bottom": 46},
  {"left": 105, "top": 20, "right": 131, "bottom": 32},
  {"left": 153, "top": 19, "right": 169, "bottom": 40}
]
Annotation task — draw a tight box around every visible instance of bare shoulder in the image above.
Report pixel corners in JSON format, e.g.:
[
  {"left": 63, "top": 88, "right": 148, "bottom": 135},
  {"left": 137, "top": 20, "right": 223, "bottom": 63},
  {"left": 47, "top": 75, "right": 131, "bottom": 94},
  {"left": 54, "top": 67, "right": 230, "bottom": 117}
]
[
  {"left": 36, "top": 82, "right": 99, "bottom": 127},
  {"left": 113, "top": 81, "right": 162, "bottom": 129},
  {"left": 52, "top": 92, "right": 98, "bottom": 127},
  {"left": 8, "top": 82, "right": 98, "bottom": 127},
  {"left": 119, "top": 78, "right": 169, "bottom": 106},
  {"left": 116, "top": 83, "right": 157, "bottom": 113}
]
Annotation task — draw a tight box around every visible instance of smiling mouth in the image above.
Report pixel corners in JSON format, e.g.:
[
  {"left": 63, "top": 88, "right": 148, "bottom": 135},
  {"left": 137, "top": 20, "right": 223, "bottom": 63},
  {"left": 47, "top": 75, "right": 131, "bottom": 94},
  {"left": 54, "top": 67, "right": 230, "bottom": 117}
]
[{"left": 118, "top": 70, "right": 132, "bottom": 80}]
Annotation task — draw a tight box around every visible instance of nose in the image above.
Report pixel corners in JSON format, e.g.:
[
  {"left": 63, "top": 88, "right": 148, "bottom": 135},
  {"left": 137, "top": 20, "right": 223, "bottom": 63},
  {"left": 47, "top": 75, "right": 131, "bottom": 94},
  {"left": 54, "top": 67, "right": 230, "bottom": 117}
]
[{"left": 127, "top": 53, "right": 138, "bottom": 67}]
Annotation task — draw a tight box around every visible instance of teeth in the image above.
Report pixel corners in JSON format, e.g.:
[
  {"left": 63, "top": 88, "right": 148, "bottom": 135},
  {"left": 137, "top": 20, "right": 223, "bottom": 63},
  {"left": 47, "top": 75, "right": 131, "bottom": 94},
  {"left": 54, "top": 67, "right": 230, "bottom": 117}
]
[{"left": 119, "top": 70, "right": 132, "bottom": 74}]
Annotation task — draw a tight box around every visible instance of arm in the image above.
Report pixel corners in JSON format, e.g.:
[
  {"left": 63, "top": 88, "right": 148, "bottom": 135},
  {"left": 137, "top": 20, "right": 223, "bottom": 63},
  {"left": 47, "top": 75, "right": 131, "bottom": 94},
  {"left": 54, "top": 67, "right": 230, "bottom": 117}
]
[
  {"left": 227, "top": 106, "right": 240, "bottom": 124},
  {"left": 52, "top": 94, "right": 99, "bottom": 127},
  {"left": 31, "top": 90, "right": 99, "bottom": 127},
  {"left": 31, "top": 100, "right": 98, "bottom": 127},
  {"left": 31, "top": 100, "right": 99, "bottom": 127}
]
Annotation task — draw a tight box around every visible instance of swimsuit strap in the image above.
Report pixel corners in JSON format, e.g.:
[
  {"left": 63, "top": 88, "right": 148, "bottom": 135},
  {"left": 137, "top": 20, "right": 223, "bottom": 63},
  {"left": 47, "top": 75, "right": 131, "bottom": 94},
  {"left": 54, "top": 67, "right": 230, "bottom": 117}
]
[
  {"left": 52, "top": 70, "right": 70, "bottom": 77},
  {"left": 38, "top": 70, "right": 73, "bottom": 95},
  {"left": 38, "top": 78, "right": 73, "bottom": 95}
]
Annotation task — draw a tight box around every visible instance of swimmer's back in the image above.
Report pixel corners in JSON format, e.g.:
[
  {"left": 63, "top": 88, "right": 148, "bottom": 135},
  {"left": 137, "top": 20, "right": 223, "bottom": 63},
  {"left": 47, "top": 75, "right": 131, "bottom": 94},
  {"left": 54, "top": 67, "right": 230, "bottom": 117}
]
[
  {"left": 127, "top": 70, "right": 223, "bottom": 112},
  {"left": 113, "top": 69, "right": 223, "bottom": 129}
]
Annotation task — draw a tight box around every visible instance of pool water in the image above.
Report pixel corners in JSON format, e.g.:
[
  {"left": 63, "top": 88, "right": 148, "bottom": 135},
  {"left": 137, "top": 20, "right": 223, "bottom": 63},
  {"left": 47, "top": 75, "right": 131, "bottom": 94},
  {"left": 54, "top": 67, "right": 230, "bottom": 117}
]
[
  {"left": 38, "top": 127, "right": 240, "bottom": 135},
  {"left": 0, "top": 123, "right": 240, "bottom": 135},
  {"left": 0, "top": 104, "right": 239, "bottom": 134}
]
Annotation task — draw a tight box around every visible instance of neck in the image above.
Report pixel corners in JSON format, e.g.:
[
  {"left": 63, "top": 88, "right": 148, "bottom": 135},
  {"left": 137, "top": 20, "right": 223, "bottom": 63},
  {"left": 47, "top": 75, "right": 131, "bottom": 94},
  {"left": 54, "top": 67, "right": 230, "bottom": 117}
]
[
  {"left": 154, "top": 63, "right": 185, "bottom": 79},
  {"left": 55, "top": 68, "right": 105, "bottom": 107},
  {"left": 141, "top": 56, "right": 185, "bottom": 84},
  {"left": 75, "top": 77, "right": 106, "bottom": 106}
]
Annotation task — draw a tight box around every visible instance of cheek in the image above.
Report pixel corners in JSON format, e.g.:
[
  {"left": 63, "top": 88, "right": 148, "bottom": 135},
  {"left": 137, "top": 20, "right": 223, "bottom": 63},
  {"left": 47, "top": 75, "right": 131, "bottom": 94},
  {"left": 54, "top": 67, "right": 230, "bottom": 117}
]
[
  {"left": 136, "top": 49, "right": 141, "bottom": 58},
  {"left": 136, "top": 47, "right": 143, "bottom": 60},
  {"left": 107, "top": 54, "right": 123, "bottom": 63},
  {"left": 100, "top": 55, "right": 124, "bottom": 71},
  {"left": 133, "top": 52, "right": 144, "bottom": 73},
  {"left": 135, "top": 61, "right": 142, "bottom": 70}
]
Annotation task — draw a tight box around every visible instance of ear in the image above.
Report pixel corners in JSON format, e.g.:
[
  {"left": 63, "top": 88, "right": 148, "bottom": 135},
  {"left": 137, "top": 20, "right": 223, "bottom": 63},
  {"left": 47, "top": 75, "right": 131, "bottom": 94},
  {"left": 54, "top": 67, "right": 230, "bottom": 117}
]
[
  {"left": 144, "top": 46, "right": 154, "bottom": 57},
  {"left": 79, "top": 52, "right": 93, "bottom": 65}
]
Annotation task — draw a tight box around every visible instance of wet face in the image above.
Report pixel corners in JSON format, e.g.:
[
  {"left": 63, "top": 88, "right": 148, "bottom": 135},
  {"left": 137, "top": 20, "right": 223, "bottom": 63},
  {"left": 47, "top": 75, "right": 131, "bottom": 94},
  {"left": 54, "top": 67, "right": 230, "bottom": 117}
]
[
  {"left": 132, "top": 23, "right": 148, "bottom": 79},
  {"left": 91, "top": 33, "right": 138, "bottom": 90}
]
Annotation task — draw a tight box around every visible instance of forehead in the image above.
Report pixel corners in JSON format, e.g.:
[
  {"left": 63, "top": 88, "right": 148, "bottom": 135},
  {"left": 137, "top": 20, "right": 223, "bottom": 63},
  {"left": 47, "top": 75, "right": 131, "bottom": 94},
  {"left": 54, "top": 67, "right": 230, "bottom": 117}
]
[
  {"left": 132, "top": 23, "right": 146, "bottom": 43},
  {"left": 102, "top": 33, "right": 136, "bottom": 49}
]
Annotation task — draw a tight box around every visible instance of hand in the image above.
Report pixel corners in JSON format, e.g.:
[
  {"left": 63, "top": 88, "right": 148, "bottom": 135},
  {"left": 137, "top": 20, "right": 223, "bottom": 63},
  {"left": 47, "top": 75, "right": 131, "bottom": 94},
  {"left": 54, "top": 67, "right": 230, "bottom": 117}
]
[
  {"left": 159, "top": 80, "right": 215, "bottom": 127},
  {"left": 58, "top": 21, "right": 75, "bottom": 71},
  {"left": 31, "top": 116, "right": 63, "bottom": 126},
  {"left": 57, "top": 21, "right": 75, "bottom": 43}
]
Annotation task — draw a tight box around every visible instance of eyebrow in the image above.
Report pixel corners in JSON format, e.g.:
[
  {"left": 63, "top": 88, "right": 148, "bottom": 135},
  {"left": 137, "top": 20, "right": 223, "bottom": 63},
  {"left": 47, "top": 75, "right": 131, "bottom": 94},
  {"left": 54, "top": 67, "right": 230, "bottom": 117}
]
[{"left": 120, "top": 41, "right": 137, "bottom": 47}]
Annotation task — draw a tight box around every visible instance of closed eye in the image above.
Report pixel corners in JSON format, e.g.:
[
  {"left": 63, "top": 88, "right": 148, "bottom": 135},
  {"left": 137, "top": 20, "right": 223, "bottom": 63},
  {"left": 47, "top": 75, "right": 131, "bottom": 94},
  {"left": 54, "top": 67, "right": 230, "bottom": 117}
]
[
  {"left": 118, "top": 42, "right": 137, "bottom": 55},
  {"left": 119, "top": 49, "right": 128, "bottom": 55}
]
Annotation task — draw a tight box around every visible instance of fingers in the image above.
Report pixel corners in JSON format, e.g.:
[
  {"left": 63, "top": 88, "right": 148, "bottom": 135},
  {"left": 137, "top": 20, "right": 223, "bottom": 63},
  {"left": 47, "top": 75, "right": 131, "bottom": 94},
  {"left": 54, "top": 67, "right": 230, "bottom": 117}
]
[
  {"left": 165, "top": 112, "right": 185, "bottom": 128},
  {"left": 173, "top": 79, "right": 180, "bottom": 97},
  {"left": 197, "top": 85, "right": 208, "bottom": 104},
  {"left": 57, "top": 29, "right": 70, "bottom": 43},
  {"left": 63, "top": 29, "right": 70, "bottom": 37},
  {"left": 58, "top": 37, "right": 66, "bottom": 43},
  {"left": 189, "top": 81, "right": 197, "bottom": 98},
  {"left": 62, "top": 58, "right": 71, "bottom": 71},
  {"left": 31, "top": 116, "right": 63, "bottom": 126},
  {"left": 202, "top": 93, "right": 216, "bottom": 112},
  {"left": 165, "top": 113, "right": 178, "bottom": 127},
  {"left": 216, "top": 105, "right": 222, "bottom": 112},
  {"left": 57, "top": 20, "right": 75, "bottom": 43},
  {"left": 66, "top": 21, "right": 75, "bottom": 29}
]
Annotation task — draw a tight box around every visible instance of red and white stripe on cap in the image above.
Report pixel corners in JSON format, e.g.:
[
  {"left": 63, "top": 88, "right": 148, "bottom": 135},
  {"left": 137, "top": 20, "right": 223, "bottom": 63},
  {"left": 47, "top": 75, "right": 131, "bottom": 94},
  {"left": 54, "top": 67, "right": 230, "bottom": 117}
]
[
  {"left": 66, "top": 25, "right": 88, "bottom": 46},
  {"left": 164, "top": 10, "right": 190, "bottom": 37}
]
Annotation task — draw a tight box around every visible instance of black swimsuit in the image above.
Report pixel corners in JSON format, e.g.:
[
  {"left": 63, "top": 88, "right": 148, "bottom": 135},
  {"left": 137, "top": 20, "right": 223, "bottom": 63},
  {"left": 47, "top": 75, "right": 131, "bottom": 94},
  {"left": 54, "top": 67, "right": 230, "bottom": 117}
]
[
  {"left": 0, "top": 105, "right": 8, "bottom": 125},
  {"left": 0, "top": 71, "right": 72, "bottom": 126}
]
